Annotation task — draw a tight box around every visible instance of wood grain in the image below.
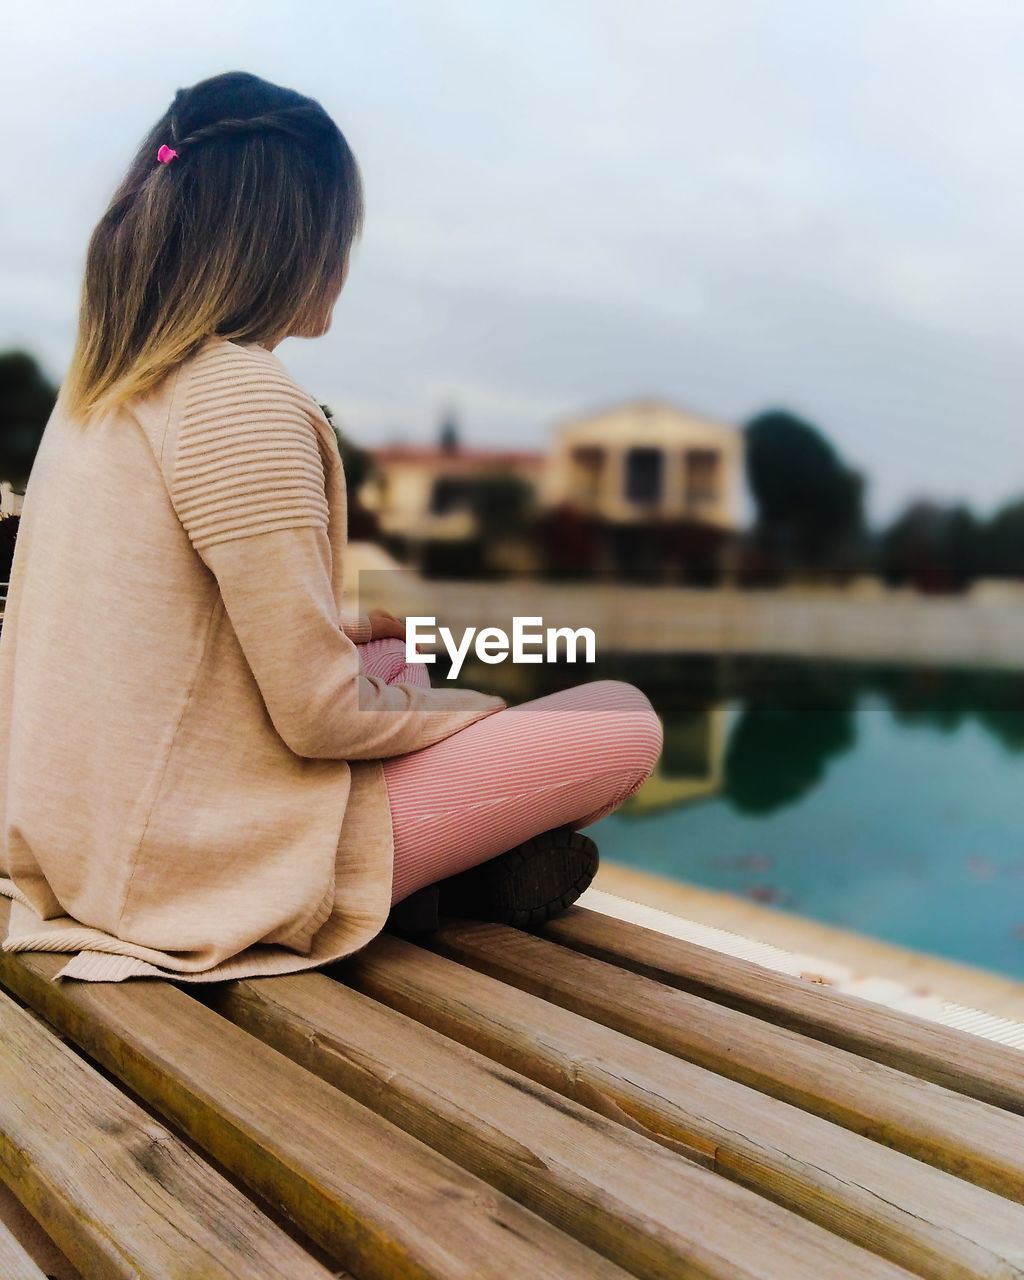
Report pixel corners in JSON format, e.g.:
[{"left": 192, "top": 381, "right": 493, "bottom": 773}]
[
  {"left": 0, "top": 948, "right": 629, "bottom": 1280},
  {"left": 543, "top": 907, "right": 1024, "bottom": 1112},
  {"left": 0, "top": 1217, "right": 50, "bottom": 1280},
  {"left": 339, "top": 933, "right": 1024, "bottom": 1280},
  {"left": 209, "top": 969, "right": 911, "bottom": 1280},
  {"left": 0, "top": 987, "right": 332, "bottom": 1280},
  {"left": 426, "top": 919, "right": 1024, "bottom": 1201}
]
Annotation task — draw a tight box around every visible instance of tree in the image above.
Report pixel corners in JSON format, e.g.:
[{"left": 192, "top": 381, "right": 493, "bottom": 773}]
[
  {"left": 744, "top": 410, "right": 864, "bottom": 565},
  {"left": 978, "top": 498, "right": 1024, "bottom": 579},
  {"left": 880, "top": 500, "right": 981, "bottom": 592},
  {"left": 0, "top": 351, "right": 58, "bottom": 485},
  {"left": 438, "top": 409, "right": 460, "bottom": 455},
  {"left": 318, "top": 405, "right": 367, "bottom": 489},
  {"left": 317, "top": 402, "right": 379, "bottom": 539}
]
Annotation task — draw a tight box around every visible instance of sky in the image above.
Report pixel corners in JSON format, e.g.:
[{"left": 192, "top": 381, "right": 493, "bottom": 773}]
[{"left": 3, "top": 0, "right": 1023, "bottom": 523}]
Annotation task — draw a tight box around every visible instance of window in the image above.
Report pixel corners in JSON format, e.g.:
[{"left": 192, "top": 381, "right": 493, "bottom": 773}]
[
  {"left": 685, "top": 449, "right": 720, "bottom": 510},
  {"left": 624, "top": 448, "right": 663, "bottom": 505},
  {"left": 429, "top": 476, "right": 475, "bottom": 515}
]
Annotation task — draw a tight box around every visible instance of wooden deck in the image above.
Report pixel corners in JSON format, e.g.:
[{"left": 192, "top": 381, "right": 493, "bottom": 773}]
[{"left": 1, "top": 905, "right": 1024, "bottom": 1278}]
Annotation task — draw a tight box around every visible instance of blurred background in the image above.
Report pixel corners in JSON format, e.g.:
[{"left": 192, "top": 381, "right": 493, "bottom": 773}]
[{"left": 4, "top": 1, "right": 1024, "bottom": 981}]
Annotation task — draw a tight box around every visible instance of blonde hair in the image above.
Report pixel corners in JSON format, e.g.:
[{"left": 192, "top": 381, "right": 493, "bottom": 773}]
[{"left": 63, "top": 71, "right": 364, "bottom": 423}]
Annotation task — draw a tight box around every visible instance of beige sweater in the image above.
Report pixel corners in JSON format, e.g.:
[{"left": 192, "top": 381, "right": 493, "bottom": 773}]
[{"left": 0, "top": 336, "right": 504, "bottom": 981}]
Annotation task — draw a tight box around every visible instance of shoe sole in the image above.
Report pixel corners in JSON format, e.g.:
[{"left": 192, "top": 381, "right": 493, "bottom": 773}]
[{"left": 439, "top": 828, "right": 599, "bottom": 930}]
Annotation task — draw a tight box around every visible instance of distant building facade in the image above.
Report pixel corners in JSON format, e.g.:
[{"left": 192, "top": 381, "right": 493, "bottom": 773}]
[
  {"left": 0, "top": 482, "right": 24, "bottom": 518},
  {"left": 361, "top": 399, "right": 743, "bottom": 579},
  {"left": 541, "top": 400, "right": 741, "bottom": 529},
  {"left": 363, "top": 445, "right": 544, "bottom": 543}
]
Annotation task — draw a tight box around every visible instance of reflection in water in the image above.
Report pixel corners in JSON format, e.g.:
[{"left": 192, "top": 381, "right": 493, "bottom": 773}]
[
  {"left": 463, "top": 653, "right": 1024, "bottom": 819},
  {"left": 626, "top": 707, "right": 727, "bottom": 815},
  {"left": 974, "top": 707, "right": 1024, "bottom": 754},
  {"left": 871, "top": 667, "right": 1024, "bottom": 747},
  {"left": 724, "top": 696, "right": 856, "bottom": 815},
  {"left": 457, "top": 654, "right": 1024, "bottom": 977}
]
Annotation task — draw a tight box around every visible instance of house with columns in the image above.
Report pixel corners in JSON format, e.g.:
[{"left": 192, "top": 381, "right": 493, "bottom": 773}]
[
  {"left": 539, "top": 399, "right": 741, "bottom": 529},
  {"left": 361, "top": 398, "right": 743, "bottom": 577}
]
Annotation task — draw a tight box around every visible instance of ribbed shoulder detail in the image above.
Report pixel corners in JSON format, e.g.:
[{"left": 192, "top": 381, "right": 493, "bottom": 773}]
[{"left": 170, "top": 340, "right": 330, "bottom": 552}]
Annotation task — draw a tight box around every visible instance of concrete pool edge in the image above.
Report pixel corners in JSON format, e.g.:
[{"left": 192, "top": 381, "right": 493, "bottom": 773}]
[{"left": 587, "top": 863, "right": 1024, "bottom": 1043}]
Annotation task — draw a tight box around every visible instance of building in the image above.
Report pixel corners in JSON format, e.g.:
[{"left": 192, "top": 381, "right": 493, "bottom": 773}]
[
  {"left": 360, "top": 399, "right": 743, "bottom": 577},
  {"left": 541, "top": 399, "right": 742, "bottom": 529},
  {"left": 362, "top": 444, "right": 544, "bottom": 544},
  {"left": 0, "top": 482, "right": 24, "bottom": 518}
]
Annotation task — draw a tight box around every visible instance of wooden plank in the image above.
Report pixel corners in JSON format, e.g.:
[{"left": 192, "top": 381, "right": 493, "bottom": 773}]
[
  {"left": 542, "top": 906, "right": 1024, "bottom": 1112},
  {"left": 209, "top": 971, "right": 912, "bottom": 1280},
  {"left": 0, "top": 1182, "right": 81, "bottom": 1280},
  {"left": 426, "top": 920, "right": 1024, "bottom": 1202},
  {"left": 0, "top": 1218, "right": 49, "bottom": 1280},
  {"left": 340, "top": 934, "right": 1024, "bottom": 1280},
  {"left": 0, "top": 948, "right": 626, "bottom": 1280},
  {"left": 0, "top": 988, "right": 332, "bottom": 1280}
]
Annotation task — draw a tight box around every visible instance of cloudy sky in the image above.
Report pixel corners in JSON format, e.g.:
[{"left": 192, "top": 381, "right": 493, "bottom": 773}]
[{"left": 4, "top": 0, "right": 1023, "bottom": 521}]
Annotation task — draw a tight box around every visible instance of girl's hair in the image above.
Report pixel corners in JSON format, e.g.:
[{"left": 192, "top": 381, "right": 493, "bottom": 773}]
[{"left": 63, "top": 71, "right": 364, "bottom": 423}]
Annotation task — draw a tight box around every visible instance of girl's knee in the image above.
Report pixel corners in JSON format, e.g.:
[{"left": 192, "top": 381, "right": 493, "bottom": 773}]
[{"left": 588, "top": 680, "right": 664, "bottom": 780}]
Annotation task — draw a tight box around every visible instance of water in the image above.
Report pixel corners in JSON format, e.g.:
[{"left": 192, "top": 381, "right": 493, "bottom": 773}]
[{"left": 461, "top": 655, "right": 1024, "bottom": 978}]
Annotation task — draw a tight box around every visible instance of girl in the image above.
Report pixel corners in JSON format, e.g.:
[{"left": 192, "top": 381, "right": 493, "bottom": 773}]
[{"left": 0, "top": 71, "right": 662, "bottom": 983}]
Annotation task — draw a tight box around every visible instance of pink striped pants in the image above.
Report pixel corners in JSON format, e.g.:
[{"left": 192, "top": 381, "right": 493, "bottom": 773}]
[{"left": 357, "top": 638, "right": 664, "bottom": 905}]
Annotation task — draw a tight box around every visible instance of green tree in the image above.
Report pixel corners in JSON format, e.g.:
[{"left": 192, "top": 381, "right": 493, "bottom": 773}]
[
  {"left": 317, "top": 401, "right": 379, "bottom": 539},
  {"left": 318, "top": 402, "right": 370, "bottom": 494},
  {"left": 438, "top": 409, "right": 460, "bottom": 455},
  {"left": 744, "top": 410, "right": 865, "bottom": 564},
  {"left": 978, "top": 498, "right": 1024, "bottom": 579},
  {"left": 0, "top": 350, "right": 58, "bottom": 485},
  {"left": 880, "top": 501, "right": 981, "bottom": 591}
]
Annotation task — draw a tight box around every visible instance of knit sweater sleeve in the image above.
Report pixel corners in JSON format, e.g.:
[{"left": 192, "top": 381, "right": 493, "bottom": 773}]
[
  {"left": 169, "top": 348, "right": 331, "bottom": 548},
  {"left": 166, "top": 347, "right": 505, "bottom": 759}
]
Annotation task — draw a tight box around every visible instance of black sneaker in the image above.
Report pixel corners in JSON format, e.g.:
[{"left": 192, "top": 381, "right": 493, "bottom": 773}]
[
  {"left": 436, "top": 827, "right": 599, "bottom": 929},
  {"left": 385, "top": 885, "right": 441, "bottom": 935}
]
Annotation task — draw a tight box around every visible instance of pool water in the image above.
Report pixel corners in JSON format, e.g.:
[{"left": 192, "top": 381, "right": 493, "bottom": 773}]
[{"left": 463, "top": 656, "right": 1024, "bottom": 979}]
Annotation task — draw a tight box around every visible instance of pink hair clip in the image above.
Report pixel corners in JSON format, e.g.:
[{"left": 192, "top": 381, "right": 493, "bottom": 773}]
[{"left": 156, "top": 144, "right": 179, "bottom": 164}]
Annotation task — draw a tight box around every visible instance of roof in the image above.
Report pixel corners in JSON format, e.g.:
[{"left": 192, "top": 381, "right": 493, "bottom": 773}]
[
  {"left": 370, "top": 446, "right": 546, "bottom": 468},
  {"left": 552, "top": 397, "right": 740, "bottom": 437}
]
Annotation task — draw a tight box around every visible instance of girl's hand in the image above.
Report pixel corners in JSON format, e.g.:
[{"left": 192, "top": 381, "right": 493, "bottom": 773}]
[{"left": 366, "top": 609, "right": 408, "bottom": 642}]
